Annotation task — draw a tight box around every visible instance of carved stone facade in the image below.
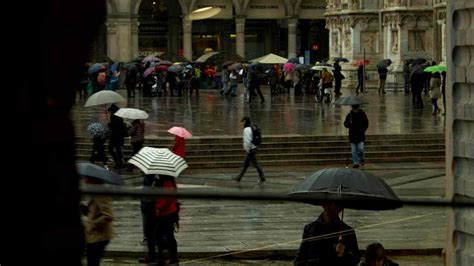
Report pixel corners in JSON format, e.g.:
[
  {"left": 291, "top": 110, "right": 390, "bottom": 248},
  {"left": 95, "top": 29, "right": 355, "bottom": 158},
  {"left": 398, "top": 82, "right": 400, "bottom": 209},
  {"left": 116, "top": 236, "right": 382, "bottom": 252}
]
[
  {"left": 445, "top": 1, "right": 474, "bottom": 265},
  {"left": 104, "top": 0, "right": 446, "bottom": 72}
]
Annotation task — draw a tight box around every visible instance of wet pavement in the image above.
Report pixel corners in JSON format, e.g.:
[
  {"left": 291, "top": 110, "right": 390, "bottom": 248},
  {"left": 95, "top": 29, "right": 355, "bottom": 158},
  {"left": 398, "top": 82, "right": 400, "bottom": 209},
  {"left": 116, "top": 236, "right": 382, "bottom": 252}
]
[
  {"left": 72, "top": 85, "right": 445, "bottom": 138},
  {"left": 74, "top": 86, "right": 448, "bottom": 264}
]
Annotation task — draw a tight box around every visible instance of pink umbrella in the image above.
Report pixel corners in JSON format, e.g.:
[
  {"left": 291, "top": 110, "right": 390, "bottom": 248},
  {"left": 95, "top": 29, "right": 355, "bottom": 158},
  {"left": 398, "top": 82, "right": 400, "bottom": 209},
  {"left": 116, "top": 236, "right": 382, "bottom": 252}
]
[
  {"left": 143, "top": 67, "right": 155, "bottom": 78},
  {"left": 167, "top": 126, "right": 193, "bottom": 139},
  {"left": 283, "top": 63, "right": 295, "bottom": 73}
]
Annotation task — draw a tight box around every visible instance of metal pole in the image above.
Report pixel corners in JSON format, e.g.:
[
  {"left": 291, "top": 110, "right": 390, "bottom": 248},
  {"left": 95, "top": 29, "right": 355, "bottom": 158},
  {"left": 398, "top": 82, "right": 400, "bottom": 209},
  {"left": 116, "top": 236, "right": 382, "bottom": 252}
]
[{"left": 363, "top": 48, "right": 366, "bottom": 92}]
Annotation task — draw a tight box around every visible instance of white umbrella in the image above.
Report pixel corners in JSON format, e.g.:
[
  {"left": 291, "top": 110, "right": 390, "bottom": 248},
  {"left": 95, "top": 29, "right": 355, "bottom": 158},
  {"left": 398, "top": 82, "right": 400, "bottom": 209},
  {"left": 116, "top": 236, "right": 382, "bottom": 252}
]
[
  {"left": 114, "top": 108, "right": 149, "bottom": 120},
  {"left": 84, "top": 90, "right": 126, "bottom": 107},
  {"left": 311, "top": 65, "right": 335, "bottom": 71},
  {"left": 128, "top": 147, "right": 188, "bottom": 177},
  {"left": 185, "top": 6, "right": 221, "bottom": 21},
  {"left": 251, "top": 53, "right": 288, "bottom": 64},
  {"left": 195, "top": 51, "right": 221, "bottom": 63}
]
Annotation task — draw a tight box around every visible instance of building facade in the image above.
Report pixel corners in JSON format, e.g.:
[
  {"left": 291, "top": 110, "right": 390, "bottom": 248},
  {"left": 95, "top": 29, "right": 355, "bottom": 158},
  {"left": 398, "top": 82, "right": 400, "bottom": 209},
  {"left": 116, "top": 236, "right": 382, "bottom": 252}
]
[{"left": 104, "top": 0, "right": 446, "bottom": 70}]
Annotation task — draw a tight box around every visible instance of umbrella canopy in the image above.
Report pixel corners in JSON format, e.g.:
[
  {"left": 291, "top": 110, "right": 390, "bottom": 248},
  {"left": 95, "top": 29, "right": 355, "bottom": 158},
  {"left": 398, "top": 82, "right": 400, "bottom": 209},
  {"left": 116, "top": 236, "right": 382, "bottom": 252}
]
[
  {"left": 84, "top": 90, "right": 126, "bottom": 107},
  {"left": 283, "top": 63, "right": 295, "bottom": 73},
  {"left": 88, "top": 63, "right": 106, "bottom": 74},
  {"left": 334, "top": 96, "right": 368, "bottom": 106},
  {"left": 295, "top": 64, "right": 311, "bottom": 72},
  {"left": 76, "top": 162, "right": 123, "bottom": 185},
  {"left": 228, "top": 62, "right": 243, "bottom": 71},
  {"left": 156, "top": 60, "right": 173, "bottom": 66},
  {"left": 167, "top": 126, "right": 193, "bottom": 139},
  {"left": 334, "top": 57, "right": 350, "bottom": 63},
  {"left": 377, "top": 59, "right": 392, "bottom": 68},
  {"left": 287, "top": 57, "right": 300, "bottom": 64},
  {"left": 167, "top": 64, "right": 184, "bottom": 73},
  {"left": 252, "top": 53, "right": 288, "bottom": 64},
  {"left": 142, "top": 55, "right": 161, "bottom": 63},
  {"left": 185, "top": 6, "right": 221, "bottom": 20},
  {"left": 195, "top": 52, "right": 221, "bottom": 63},
  {"left": 424, "top": 65, "right": 447, "bottom": 73},
  {"left": 143, "top": 67, "right": 156, "bottom": 78},
  {"left": 412, "top": 58, "right": 428, "bottom": 65},
  {"left": 114, "top": 108, "right": 149, "bottom": 120},
  {"left": 86, "top": 122, "right": 109, "bottom": 138},
  {"left": 353, "top": 59, "right": 370, "bottom": 66},
  {"left": 221, "top": 60, "right": 235, "bottom": 68},
  {"left": 128, "top": 147, "right": 188, "bottom": 177},
  {"left": 288, "top": 168, "right": 402, "bottom": 210},
  {"left": 311, "top": 65, "right": 334, "bottom": 71}
]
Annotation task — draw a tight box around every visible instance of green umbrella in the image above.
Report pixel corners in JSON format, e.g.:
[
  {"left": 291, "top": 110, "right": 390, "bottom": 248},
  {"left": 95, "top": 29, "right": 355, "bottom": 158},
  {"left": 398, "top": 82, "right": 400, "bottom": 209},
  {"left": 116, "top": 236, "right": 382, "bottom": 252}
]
[{"left": 424, "top": 65, "right": 447, "bottom": 73}]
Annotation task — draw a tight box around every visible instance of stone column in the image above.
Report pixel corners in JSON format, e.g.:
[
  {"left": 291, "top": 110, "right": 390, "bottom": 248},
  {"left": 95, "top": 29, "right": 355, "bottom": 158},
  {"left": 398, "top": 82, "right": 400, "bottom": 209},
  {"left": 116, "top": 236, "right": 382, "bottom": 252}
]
[
  {"left": 445, "top": 1, "right": 474, "bottom": 265},
  {"left": 182, "top": 18, "right": 193, "bottom": 61},
  {"left": 288, "top": 18, "right": 298, "bottom": 59},
  {"left": 437, "top": 18, "right": 446, "bottom": 65},
  {"left": 235, "top": 18, "right": 246, "bottom": 59},
  {"left": 131, "top": 18, "right": 139, "bottom": 60},
  {"left": 106, "top": 17, "right": 134, "bottom": 62}
]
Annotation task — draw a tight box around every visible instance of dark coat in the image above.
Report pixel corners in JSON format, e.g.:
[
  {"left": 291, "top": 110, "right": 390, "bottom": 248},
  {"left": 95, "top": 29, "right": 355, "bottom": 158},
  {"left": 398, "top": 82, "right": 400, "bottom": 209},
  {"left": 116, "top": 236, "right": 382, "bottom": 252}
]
[
  {"left": 377, "top": 67, "right": 388, "bottom": 80},
  {"left": 294, "top": 214, "right": 360, "bottom": 266},
  {"left": 344, "top": 109, "right": 369, "bottom": 144}
]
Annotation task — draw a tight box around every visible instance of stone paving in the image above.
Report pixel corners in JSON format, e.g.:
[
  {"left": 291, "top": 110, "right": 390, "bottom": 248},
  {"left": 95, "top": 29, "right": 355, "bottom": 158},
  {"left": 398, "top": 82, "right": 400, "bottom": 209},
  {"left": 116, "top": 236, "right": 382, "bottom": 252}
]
[
  {"left": 72, "top": 85, "right": 445, "bottom": 138},
  {"left": 74, "top": 86, "right": 448, "bottom": 264}
]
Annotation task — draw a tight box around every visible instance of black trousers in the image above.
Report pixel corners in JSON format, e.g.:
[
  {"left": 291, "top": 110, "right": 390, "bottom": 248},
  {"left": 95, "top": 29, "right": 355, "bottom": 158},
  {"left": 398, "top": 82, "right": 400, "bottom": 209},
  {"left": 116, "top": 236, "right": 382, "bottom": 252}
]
[
  {"left": 237, "top": 149, "right": 264, "bottom": 180},
  {"left": 249, "top": 84, "right": 265, "bottom": 103},
  {"left": 87, "top": 240, "right": 109, "bottom": 266}
]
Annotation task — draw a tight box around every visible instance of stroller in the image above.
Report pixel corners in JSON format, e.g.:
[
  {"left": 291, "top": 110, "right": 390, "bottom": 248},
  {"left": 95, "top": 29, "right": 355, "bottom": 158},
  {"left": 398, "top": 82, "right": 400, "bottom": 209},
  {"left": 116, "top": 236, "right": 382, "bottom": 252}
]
[{"left": 314, "top": 79, "right": 333, "bottom": 103}]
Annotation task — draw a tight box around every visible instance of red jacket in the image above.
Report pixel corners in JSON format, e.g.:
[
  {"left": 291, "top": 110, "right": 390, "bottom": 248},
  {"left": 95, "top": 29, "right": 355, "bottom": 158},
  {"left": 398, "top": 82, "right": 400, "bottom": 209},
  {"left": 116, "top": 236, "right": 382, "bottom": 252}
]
[
  {"left": 155, "top": 179, "right": 178, "bottom": 218},
  {"left": 172, "top": 136, "right": 186, "bottom": 158}
]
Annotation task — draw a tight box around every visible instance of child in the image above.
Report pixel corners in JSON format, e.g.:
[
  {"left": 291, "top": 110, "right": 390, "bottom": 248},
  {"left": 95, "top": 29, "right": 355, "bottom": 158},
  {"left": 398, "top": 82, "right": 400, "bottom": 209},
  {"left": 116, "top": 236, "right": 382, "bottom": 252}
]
[
  {"left": 89, "top": 134, "right": 108, "bottom": 169},
  {"left": 360, "top": 243, "right": 398, "bottom": 266},
  {"left": 430, "top": 72, "right": 442, "bottom": 115}
]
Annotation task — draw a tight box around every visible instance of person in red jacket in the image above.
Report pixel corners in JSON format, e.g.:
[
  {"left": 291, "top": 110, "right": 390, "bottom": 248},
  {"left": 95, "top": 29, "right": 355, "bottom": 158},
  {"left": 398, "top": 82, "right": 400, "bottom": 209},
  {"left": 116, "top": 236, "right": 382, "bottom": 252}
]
[
  {"left": 150, "top": 175, "right": 180, "bottom": 265},
  {"left": 172, "top": 135, "right": 186, "bottom": 159}
]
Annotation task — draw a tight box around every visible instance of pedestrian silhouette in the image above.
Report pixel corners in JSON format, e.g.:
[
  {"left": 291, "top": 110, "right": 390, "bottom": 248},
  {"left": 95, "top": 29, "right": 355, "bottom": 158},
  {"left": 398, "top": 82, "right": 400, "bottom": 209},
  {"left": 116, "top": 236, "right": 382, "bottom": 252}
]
[
  {"left": 294, "top": 201, "right": 360, "bottom": 265},
  {"left": 359, "top": 242, "right": 398, "bottom": 266},
  {"left": 343, "top": 104, "right": 369, "bottom": 168},
  {"left": 232, "top": 116, "right": 265, "bottom": 184},
  {"left": 82, "top": 177, "right": 113, "bottom": 266}
]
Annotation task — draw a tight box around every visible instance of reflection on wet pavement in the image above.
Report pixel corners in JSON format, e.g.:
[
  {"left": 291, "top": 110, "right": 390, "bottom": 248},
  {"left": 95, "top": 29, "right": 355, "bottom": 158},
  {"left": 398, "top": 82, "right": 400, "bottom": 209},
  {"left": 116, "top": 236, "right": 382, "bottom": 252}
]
[{"left": 72, "top": 86, "right": 445, "bottom": 138}]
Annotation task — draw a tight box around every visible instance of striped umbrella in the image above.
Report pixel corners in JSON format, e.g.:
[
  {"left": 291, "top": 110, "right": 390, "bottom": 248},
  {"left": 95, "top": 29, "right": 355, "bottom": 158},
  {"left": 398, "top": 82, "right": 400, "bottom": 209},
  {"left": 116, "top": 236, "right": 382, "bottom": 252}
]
[{"left": 128, "top": 147, "right": 188, "bottom": 177}]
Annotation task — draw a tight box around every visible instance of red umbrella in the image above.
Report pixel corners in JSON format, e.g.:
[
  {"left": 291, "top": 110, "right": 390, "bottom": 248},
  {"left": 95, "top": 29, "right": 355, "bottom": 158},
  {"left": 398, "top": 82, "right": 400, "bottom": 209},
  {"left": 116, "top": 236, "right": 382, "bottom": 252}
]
[
  {"left": 352, "top": 59, "right": 370, "bottom": 67},
  {"left": 167, "top": 126, "right": 193, "bottom": 139},
  {"left": 155, "top": 65, "right": 169, "bottom": 72}
]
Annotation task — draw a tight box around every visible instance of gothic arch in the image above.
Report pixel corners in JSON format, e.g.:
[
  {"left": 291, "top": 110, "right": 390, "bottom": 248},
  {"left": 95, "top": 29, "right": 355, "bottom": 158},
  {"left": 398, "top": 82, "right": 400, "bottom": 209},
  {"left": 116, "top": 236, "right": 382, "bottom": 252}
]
[{"left": 107, "top": 0, "right": 117, "bottom": 15}]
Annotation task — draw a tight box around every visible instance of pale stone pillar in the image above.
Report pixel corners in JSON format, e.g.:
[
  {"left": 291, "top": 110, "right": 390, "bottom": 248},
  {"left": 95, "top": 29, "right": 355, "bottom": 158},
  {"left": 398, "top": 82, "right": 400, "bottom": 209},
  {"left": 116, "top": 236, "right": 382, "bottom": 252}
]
[
  {"left": 288, "top": 18, "right": 298, "bottom": 59},
  {"left": 106, "top": 17, "right": 134, "bottom": 62},
  {"left": 131, "top": 18, "right": 139, "bottom": 60},
  {"left": 235, "top": 18, "right": 246, "bottom": 59},
  {"left": 182, "top": 18, "right": 193, "bottom": 61},
  {"left": 437, "top": 18, "right": 446, "bottom": 65},
  {"left": 445, "top": 1, "right": 474, "bottom": 265}
]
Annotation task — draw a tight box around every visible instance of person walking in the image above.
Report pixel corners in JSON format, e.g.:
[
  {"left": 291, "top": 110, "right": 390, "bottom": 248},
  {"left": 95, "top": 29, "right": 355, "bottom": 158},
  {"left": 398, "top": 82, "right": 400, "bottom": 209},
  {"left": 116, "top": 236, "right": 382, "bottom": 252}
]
[
  {"left": 107, "top": 104, "right": 128, "bottom": 169},
  {"left": 172, "top": 135, "right": 186, "bottom": 159},
  {"left": 232, "top": 116, "right": 265, "bottom": 184},
  {"left": 82, "top": 177, "right": 113, "bottom": 266},
  {"left": 89, "top": 134, "right": 108, "bottom": 169},
  {"left": 125, "top": 67, "right": 137, "bottom": 98},
  {"left": 333, "top": 62, "right": 343, "bottom": 96},
  {"left": 343, "top": 104, "right": 369, "bottom": 168},
  {"left": 294, "top": 201, "right": 360, "bottom": 266},
  {"left": 229, "top": 69, "right": 239, "bottom": 97},
  {"left": 355, "top": 65, "right": 365, "bottom": 94},
  {"left": 359, "top": 243, "right": 398, "bottom": 266},
  {"left": 377, "top": 65, "right": 388, "bottom": 94},
  {"left": 128, "top": 119, "right": 145, "bottom": 172},
  {"left": 430, "top": 72, "right": 442, "bottom": 115},
  {"left": 248, "top": 68, "right": 265, "bottom": 103},
  {"left": 150, "top": 175, "right": 180, "bottom": 265}
]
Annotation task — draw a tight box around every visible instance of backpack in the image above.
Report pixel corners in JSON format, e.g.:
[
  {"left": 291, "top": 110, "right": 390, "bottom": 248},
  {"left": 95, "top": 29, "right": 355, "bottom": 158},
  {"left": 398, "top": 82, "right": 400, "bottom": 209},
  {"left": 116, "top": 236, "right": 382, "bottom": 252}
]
[{"left": 251, "top": 125, "right": 262, "bottom": 146}]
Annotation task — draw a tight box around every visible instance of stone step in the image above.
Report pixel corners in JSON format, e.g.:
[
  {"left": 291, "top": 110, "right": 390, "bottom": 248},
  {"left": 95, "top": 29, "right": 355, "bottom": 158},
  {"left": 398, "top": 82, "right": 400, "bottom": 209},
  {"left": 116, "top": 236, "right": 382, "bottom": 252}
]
[
  {"left": 75, "top": 133, "right": 444, "bottom": 144},
  {"left": 185, "top": 156, "right": 444, "bottom": 168}
]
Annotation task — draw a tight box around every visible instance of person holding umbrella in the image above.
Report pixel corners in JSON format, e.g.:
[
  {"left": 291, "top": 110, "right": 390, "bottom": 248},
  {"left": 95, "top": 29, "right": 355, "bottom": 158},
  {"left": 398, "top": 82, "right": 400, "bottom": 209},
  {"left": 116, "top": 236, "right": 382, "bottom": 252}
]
[
  {"left": 294, "top": 201, "right": 360, "bottom": 266},
  {"left": 343, "top": 104, "right": 369, "bottom": 168},
  {"left": 168, "top": 126, "right": 193, "bottom": 159}
]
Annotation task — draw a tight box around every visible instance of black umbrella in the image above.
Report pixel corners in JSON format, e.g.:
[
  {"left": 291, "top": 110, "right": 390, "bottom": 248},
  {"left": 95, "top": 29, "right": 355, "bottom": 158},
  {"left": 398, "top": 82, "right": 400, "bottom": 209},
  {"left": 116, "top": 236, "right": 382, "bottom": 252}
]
[
  {"left": 412, "top": 58, "right": 428, "bottom": 65},
  {"left": 288, "top": 168, "right": 402, "bottom": 210},
  {"left": 287, "top": 57, "right": 300, "bottom": 64},
  {"left": 76, "top": 162, "right": 123, "bottom": 185},
  {"left": 334, "top": 96, "right": 368, "bottom": 106},
  {"left": 377, "top": 59, "right": 392, "bottom": 68},
  {"left": 333, "top": 57, "right": 349, "bottom": 63}
]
